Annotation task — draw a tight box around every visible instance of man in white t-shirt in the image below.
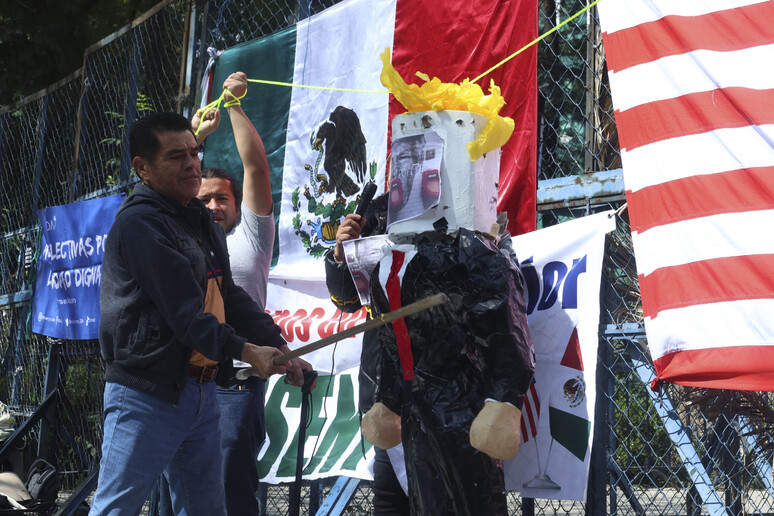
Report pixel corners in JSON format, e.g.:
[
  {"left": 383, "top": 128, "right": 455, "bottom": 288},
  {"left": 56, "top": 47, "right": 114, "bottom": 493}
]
[{"left": 193, "top": 72, "right": 314, "bottom": 515}]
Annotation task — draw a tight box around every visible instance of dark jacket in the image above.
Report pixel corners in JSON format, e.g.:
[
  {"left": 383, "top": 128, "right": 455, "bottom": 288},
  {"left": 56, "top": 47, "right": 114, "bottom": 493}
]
[{"left": 99, "top": 183, "right": 284, "bottom": 403}]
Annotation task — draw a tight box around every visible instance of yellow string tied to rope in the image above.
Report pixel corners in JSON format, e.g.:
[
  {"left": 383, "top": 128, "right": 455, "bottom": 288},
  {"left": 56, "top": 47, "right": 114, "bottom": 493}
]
[
  {"left": 379, "top": 48, "right": 514, "bottom": 162},
  {"left": 223, "top": 85, "right": 247, "bottom": 108},
  {"left": 193, "top": 85, "right": 247, "bottom": 136},
  {"left": 194, "top": 94, "right": 225, "bottom": 137}
]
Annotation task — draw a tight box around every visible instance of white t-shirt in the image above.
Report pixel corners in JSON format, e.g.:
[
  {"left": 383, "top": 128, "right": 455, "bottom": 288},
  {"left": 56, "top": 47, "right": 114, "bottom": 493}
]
[{"left": 227, "top": 202, "right": 275, "bottom": 368}]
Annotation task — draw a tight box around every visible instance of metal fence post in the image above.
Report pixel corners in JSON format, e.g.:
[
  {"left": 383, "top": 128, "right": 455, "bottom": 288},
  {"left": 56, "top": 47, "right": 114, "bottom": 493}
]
[
  {"left": 37, "top": 338, "right": 61, "bottom": 464},
  {"left": 120, "top": 27, "right": 141, "bottom": 186},
  {"left": 9, "top": 310, "right": 25, "bottom": 408},
  {"left": 627, "top": 343, "right": 730, "bottom": 516},
  {"left": 29, "top": 97, "right": 49, "bottom": 220},
  {"left": 69, "top": 72, "right": 89, "bottom": 204},
  {"left": 587, "top": 299, "right": 610, "bottom": 515},
  {"left": 297, "top": 0, "right": 311, "bottom": 21}
]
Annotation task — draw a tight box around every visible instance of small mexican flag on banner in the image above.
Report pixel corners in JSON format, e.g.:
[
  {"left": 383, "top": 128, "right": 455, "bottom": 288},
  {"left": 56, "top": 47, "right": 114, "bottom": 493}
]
[{"left": 548, "top": 326, "right": 591, "bottom": 462}]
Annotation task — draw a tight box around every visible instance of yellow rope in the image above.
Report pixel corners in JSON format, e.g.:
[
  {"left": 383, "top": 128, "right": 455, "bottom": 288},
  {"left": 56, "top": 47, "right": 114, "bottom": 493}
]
[
  {"left": 471, "top": 0, "right": 603, "bottom": 83},
  {"left": 223, "top": 85, "right": 247, "bottom": 107},
  {"left": 248, "top": 78, "right": 386, "bottom": 93},
  {"left": 193, "top": 90, "right": 226, "bottom": 137}
]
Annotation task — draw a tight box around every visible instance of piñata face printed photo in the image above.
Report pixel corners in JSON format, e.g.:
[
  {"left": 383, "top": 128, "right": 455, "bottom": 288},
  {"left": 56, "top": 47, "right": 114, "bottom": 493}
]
[{"left": 387, "top": 131, "right": 443, "bottom": 227}]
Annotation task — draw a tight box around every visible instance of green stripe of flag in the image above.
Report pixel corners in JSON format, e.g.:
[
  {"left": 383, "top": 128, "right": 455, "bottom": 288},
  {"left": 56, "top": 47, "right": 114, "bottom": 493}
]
[
  {"left": 549, "top": 406, "right": 590, "bottom": 462},
  {"left": 204, "top": 25, "right": 296, "bottom": 267}
]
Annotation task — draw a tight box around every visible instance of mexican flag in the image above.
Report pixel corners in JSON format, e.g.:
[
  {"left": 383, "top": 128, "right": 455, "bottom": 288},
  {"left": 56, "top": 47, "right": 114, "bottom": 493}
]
[
  {"left": 202, "top": 0, "right": 537, "bottom": 483},
  {"left": 548, "top": 326, "right": 591, "bottom": 463}
]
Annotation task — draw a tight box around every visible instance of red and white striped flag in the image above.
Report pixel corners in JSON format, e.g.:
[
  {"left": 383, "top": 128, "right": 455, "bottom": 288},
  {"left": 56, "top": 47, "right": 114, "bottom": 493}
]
[
  {"left": 521, "top": 377, "right": 540, "bottom": 442},
  {"left": 598, "top": 0, "right": 774, "bottom": 390}
]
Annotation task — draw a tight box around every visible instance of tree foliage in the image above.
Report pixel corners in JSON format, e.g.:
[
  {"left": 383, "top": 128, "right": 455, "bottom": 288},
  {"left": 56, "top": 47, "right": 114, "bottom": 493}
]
[{"left": 0, "top": 0, "right": 158, "bottom": 107}]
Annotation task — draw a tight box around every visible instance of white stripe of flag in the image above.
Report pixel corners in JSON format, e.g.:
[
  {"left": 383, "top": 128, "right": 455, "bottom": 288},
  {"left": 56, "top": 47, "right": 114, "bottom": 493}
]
[
  {"left": 609, "top": 45, "right": 774, "bottom": 112},
  {"left": 598, "top": 0, "right": 767, "bottom": 35},
  {"left": 621, "top": 125, "right": 774, "bottom": 193}
]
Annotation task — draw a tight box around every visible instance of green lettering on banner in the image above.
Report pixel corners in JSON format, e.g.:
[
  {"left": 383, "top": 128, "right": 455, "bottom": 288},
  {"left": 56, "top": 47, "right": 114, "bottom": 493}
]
[
  {"left": 258, "top": 381, "right": 293, "bottom": 478},
  {"left": 301, "top": 373, "right": 360, "bottom": 475},
  {"left": 260, "top": 373, "right": 367, "bottom": 479},
  {"left": 342, "top": 427, "right": 373, "bottom": 471}
]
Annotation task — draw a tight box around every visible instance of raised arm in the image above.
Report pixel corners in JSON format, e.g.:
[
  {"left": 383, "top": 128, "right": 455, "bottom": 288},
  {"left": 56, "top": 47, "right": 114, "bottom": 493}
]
[{"left": 223, "top": 72, "right": 273, "bottom": 216}]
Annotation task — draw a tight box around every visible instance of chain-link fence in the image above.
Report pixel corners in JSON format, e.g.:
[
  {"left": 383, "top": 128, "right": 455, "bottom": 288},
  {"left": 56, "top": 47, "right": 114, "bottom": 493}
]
[{"left": 1, "top": 0, "right": 772, "bottom": 514}]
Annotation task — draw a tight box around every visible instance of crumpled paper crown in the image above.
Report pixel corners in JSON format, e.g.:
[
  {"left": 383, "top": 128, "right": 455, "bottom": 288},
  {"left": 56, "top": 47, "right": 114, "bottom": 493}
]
[{"left": 380, "top": 48, "right": 515, "bottom": 161}]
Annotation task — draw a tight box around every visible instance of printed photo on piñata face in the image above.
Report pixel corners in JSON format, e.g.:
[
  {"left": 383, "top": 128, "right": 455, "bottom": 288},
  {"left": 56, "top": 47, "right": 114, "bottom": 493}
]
[{"left": 387, "top": 131, "right": 443, "bottom": 226}]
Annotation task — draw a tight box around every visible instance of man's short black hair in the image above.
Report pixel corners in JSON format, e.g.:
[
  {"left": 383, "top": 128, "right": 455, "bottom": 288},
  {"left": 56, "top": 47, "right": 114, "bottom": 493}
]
[
  {"left": 130, "top": 112, "right": 195, "bottom": 162},
  {"left": 202, "top": 167, "right": 242, "bottom": 209}
]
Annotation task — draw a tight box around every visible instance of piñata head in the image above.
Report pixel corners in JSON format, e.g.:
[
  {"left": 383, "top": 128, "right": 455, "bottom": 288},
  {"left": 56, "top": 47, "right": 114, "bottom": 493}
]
[{"left": 387, "top": 110, "right": 500, "bottom": 238}]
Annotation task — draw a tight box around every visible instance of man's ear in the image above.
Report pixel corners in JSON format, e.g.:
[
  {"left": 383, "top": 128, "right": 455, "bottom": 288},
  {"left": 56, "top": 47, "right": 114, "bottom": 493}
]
[{"left": 132, "top": 156, "right": 149, "bottom": 184}]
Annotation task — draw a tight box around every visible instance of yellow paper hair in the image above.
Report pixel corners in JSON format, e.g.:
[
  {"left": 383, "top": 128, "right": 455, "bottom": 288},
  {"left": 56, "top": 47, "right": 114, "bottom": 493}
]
[{"left": 380, "top": 48, "right": 515, "bottom": 161}]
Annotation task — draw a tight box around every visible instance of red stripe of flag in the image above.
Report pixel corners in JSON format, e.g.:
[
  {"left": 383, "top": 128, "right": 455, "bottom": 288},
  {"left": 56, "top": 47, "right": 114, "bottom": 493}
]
[
  {"left": 627, "top": 166, "right": 774, "bottom": 234},
  {"left": 391, "top": 0, "right": 537, "bottom": 236},
  {"left": 560, "top": 327, "right": 584, "bottom": 371},
  {"left": 639, "top": 254, "right": 774, "bottom": 319},
  {"left": 521, "top": 379, "right": 539, "bottom": 442},
  {"left": 616, "top": 88, "right": 774, "bottom": 152},
  {"left": 604, "top": 2, "right": 774, "bottom": 73},
  {"left": 655, "top": 345, "right": 774, "bottom": 391},
  {"left": 520, "top": 409, "right": 528, "bottom": 441}
]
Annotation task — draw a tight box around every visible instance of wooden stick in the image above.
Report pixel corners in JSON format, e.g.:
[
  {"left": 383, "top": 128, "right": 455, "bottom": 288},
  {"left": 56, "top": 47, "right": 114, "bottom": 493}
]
[
  {"left": 236, "top": 293, "right": 448, "bottom": 380},
  {"left": 275, "top": 292, "right": 447, "bottom": 364}
]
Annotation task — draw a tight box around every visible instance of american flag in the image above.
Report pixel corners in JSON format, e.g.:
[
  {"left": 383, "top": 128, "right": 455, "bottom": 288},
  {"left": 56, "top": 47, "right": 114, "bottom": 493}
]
[
  {"left": 598, "top": 0, "right": 774, "bottom": 390},
  {"left": 521, "top": 377, "right": 540, "bottom": 442}
]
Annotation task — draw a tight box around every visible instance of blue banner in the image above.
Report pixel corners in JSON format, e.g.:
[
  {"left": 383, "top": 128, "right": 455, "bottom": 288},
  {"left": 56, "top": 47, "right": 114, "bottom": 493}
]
[{"left": 32, "top": 195, "right": 124, "bottom": 340}]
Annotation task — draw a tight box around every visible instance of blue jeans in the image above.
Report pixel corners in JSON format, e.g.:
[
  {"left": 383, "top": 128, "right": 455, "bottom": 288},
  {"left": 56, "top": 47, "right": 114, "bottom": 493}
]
[
  {"left": 217, "top": 375, "right": 266, "bottom": 516},
  {"left": 90, "top": 380, "right": 226, "bottom": 516}
]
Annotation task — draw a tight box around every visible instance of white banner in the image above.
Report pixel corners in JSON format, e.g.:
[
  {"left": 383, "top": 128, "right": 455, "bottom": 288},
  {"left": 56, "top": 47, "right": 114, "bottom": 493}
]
[
  {"left": 505, "top": 210, "right": 615, "bottom": 501},
  {"left": 265, "top": 277, "right": 366, "bottom": 375}
]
